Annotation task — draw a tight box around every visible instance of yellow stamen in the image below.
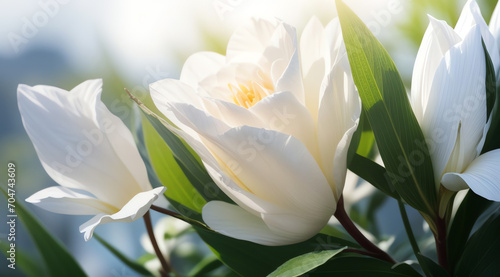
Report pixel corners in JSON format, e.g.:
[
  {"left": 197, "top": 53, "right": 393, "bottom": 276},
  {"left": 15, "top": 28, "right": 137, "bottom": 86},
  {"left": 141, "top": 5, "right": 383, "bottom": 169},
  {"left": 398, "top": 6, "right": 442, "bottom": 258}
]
[{"left": 229, "top": 81, "right": 272, "bottom": 109}]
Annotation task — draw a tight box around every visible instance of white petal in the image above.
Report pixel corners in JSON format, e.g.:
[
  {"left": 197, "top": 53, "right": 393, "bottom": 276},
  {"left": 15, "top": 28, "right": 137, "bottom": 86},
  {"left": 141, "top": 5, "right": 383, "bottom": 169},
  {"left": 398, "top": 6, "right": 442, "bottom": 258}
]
[
  {"left": 266, "top": 24, "right": 304, "bottom": 104},
  {"left": 272, "top": 48, "right": 305, "bottom": 105},
  {"left": 150, "top": 79, "right": 208, "bottom": 141},
  {"left": 203, "top": 162, "right": 278, "bottom": 216},
  {"left": 324, "top": 18, "right": 345, "bottom": 70},
  {"left": 95, "top": 96, "right": 152, "bottom": 193},
  {"left": 167, "top": 101, "right": 231, "bottom": 139},
  {"left": 420, "top": 25, "right": 486, "bottom": 183},
  {"left": 226, "top": 17, "right": 281, "bottom": 63},
  {"left": 411, "top": 16, "right": 461, "bottom": 121},
  {"left": 203, "top": 201, "right": 328, "bottom": 246},
  {"left": 317, "top": 54, "right": 361, "bottom": 196},
  {"left": 300, "top": 17, "right": 326, "bottom": 81},
  {"left": 332, "top": 119, "right": 360, "bottom": 198},
  {"left": 79, "top": 187, "right": 165, "bottom": 241},
  {"left": 204, "top": 98, "right": 264, "bottom": 127},
  {"left": 300, "top": 17, "right": 326, "bottom": 122},
  {"left": 17, "top": 80, "right": 148, "bottom": 208},
  {"left": 26, "top": 186, "right": 117, "bottom": 215},
  {"left": 302, "top": 59, "right": 325, "bottom": 123},
  {"left": 250, "top": 91, "right": 317, "bottom": 157},
  {"left": 442, "top": 149, "right": 500, "bottom": 201},
  {"left": 180, "top": 51, "right": 225, "bottom": 85},
  {"left": 150, "top": 79, "right": 204, "bottom": 111},
  {"left": 455, "top": 0, "right": 500, "bottom": 74},
  {"left": 167, "top": 102, "right": 335, "bottom": 217},
  {"left": 150, "top": 81, "right": 227, "bottom": 179},
  {"left": 226, "top": 18, "right": 304, "bottom": 103}
]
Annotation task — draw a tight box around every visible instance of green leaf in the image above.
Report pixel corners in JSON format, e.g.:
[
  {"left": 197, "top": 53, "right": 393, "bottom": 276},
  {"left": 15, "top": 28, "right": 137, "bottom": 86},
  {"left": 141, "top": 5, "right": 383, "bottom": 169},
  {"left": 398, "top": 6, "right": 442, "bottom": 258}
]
[
  {"left": 0, "top": 240, "right": 45, "bottom": 277},
  {"left": 482, "top": 39, "right": 500, "bottom": 153},
  {"left": 336, "top": 0, "right": 437, "bottom": 216},
  {"left": 194, "top": 226, "right": 358, "bottom": 276},
  {"left": 312, "top": 255, "right": 421, "bottom": 276},
  {"left": 187, "top": 255, "right": 224, "bottom": 277},
  {"left": 137, "top": 253, "right": 156, "bottom": 266},
  {"left": 447, "top": 190, "right": 492, "bottom": 267},
  {"left": 94, "top": 234, "right": 152, "bottom": 276},
  {"left": 267, "top": 249, "right": 346, "bottom": 277},
  {"left": 128, "top": 92, "right": 233, "bottom": 205},
  {"left": 142, "top": 116, "right": 205, "bottom": 213},
  {"left": 1, "top": 188, "right": 86, "bottom": 277},
  {"left": 455, "top": 206, "right": 500, "bottom": 276},
  {"left": 319, "top": 224, "right": 355, "bottom": 243},
  {"left": 483, "top": 41, "right": 496, "bottom": 122},
  {"left": 416, "top": 254, "right": 449, "bottom": 277},
  {"left": 356, "top": 111, "right": 377, "bottom": 158},
  {"left": 349, "top": 153, "right": 398, "bottom": 199},
  {"left": 143, "top": 112, "right": 231, "bottom": 203}
]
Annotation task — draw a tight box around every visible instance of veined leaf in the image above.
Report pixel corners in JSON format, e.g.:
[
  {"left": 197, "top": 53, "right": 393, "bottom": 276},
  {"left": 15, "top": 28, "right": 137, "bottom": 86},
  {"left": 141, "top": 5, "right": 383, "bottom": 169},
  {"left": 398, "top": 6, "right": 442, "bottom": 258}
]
[
  {"left": 194, "top": 226, "right": 358, "bottom": 276},
  {"left": 142, "top": 116, "right": 205, "bottom": 213},
  {"left": 0, "top": 188, "right": 86, "bottom": 277},
  {"left": 349, "top": 153, "right": 398, "bottom": 199},
  {"left": 356, "top": 111, "right": 377, "bottom": 159},
  {"left": 267, "top": 248, "right": 346, "bottom": 277},
  {"left": 336, "top": 0, "right": 437, "bottom": 216},
  {"left": 312, "top": 255, "right": 421, "bottom": 276}
]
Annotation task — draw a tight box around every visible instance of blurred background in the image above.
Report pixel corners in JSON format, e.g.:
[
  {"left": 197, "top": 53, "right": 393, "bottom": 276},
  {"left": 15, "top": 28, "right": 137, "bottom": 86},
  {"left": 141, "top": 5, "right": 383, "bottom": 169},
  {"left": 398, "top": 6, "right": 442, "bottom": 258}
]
[{"left": 0, "top": 0, "right": 498, "bottom": 276}]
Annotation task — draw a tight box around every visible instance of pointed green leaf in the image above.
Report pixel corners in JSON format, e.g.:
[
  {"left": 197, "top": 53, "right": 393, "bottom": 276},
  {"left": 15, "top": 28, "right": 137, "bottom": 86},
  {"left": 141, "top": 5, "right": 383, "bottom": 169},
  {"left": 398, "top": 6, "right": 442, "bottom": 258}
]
[
  {"left": 194, "top": 226, "right": 358, "bottom": 276},
  {"left": 336, "top": 0, "right": 437, "bottom": 216},
  {"left": 267, "top": 249, "right": 346, "bottom": 277},
  {"left": 482, "top": 40, "right": 500, "bottom": 153},
  {"left": 447, "top": 190, "right": 492, "bottom": 267},
  {"left": 1, "top": 188, "right": 86, "bottom": 277},
  {"left": 142, "top": 116, "right": 205, "bottom": 213},
  {"left": 313, "top": 255, "right": 421, "bottom": 276},
  {"left": 349, "top": 153, "right": 398, "bottom": 199}
]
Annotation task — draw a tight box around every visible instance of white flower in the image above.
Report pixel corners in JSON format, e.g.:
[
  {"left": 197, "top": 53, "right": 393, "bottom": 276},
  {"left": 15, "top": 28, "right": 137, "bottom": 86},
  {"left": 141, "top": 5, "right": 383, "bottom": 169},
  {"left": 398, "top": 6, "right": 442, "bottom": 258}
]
[
  {"left": 411, "top": 0, "right": 500, "bottom": 201},
  {"left": 18, "top": 79, "right": 165, "bottom": 240},
  {"left": 150, "top": 17, "right": 361, "bottom": 246}
]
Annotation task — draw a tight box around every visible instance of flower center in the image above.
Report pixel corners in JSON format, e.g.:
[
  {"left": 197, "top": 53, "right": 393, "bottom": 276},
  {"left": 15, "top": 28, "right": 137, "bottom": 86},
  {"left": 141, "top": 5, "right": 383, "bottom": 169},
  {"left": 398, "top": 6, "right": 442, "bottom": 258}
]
[{"left": 228, "top": 72, "right": 274, "bottom": 109}]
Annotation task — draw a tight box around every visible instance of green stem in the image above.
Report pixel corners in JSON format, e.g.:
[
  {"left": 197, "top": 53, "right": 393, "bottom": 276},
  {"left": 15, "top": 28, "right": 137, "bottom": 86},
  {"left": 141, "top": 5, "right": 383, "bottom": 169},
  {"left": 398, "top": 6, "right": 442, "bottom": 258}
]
[
  {"left": 335, "top": 197, "right": 396, "bottom": 264},
  {"left": 397, "top": 199, "right": 433, "bottom": 275}
]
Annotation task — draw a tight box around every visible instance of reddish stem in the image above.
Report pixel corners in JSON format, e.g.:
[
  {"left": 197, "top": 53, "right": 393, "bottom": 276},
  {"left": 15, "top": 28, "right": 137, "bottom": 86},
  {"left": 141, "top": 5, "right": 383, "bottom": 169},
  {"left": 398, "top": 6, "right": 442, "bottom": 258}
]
[
  {"left": 334, "top": 197, "right": 396, "bottom": 264},
  {"left": 144, "top": 211, "right": 170, "bottom": 277},
  {"left": 435, "top": 216, "right": 449, "bottom": 273}
]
